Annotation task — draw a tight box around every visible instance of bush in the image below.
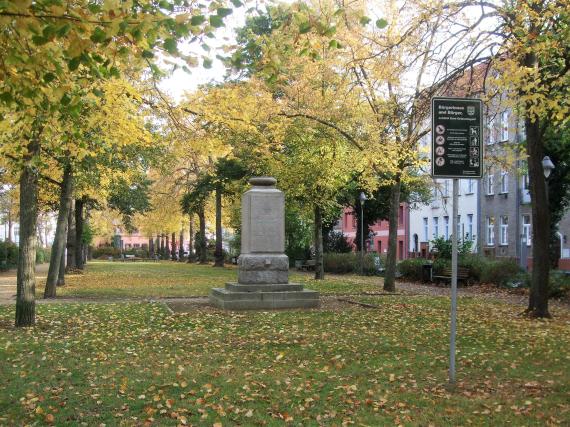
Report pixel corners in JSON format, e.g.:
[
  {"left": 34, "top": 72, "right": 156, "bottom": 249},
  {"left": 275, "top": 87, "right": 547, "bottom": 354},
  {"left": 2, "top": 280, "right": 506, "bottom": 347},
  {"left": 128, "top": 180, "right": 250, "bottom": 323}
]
[
  {"left": 480, "top": 259, "right": 522, "bottom": 286},
  {"left": 432, "top": 257, "right": 451, "bottom": 276},
  {"left": 323, "top": 252, "right": 382, "bottom": 276},
  {"left": 431, "top": 236, "right": 474, "bottom": 259},
  {"left": 36, "top": 247, "right": 51, "bottom": 264},
  {"left": 324, "top": 231, "right": 352, "bottom": 253},
  {"left": 0, "top": 240, "right": 18, "bottom": 271},
  {"left": 397, "top": 258, "right": 426, "bottom": 281},
  {"left": 91, "top": 246, "right": 121, "bottom": 259},
  {"left": 458, "top": 254, "right": 487, "bottom": 282},
  {"left": 549, "top": 271, "right": 570, "bottom": 299}
]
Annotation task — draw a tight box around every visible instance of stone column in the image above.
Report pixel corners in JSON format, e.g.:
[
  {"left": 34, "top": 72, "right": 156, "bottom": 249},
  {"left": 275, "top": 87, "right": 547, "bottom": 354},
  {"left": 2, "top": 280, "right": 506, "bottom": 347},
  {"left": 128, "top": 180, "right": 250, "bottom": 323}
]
[
  {"left": 238, "top": 177, "right": 288, "bottom": 284},
  {"left": 209, "top": 177, "right": 319, "bottom": 310}
]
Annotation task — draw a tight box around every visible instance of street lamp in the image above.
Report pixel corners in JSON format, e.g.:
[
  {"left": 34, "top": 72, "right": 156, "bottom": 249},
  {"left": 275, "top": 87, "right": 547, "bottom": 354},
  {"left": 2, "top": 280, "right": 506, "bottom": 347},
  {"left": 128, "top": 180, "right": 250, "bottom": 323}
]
[
  {"left": 359, "top": 192, "right": 367, "bottom": 275},
  {"left": 542, "top": 156, "right": 555, "bottom": 178}
]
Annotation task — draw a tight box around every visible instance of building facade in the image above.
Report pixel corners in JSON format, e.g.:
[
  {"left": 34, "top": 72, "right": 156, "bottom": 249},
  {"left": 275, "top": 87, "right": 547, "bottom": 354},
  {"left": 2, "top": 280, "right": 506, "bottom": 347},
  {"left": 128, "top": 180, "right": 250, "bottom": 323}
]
[
  {"left": 408, "top": 178, "right": 479, "bottom": 257},
  {"left": 336, "top": 204, "right": 410, "bottom": 260}
]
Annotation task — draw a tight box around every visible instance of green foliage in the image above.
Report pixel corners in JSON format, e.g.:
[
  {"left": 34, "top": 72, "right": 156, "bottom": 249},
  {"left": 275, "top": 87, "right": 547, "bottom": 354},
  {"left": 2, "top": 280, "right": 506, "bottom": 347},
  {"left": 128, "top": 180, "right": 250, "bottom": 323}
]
[
  {"left": 35, "top": 247, "right": 50, "bottom": 264},
  {"left": 430, "top": 236, "right": 474, "bottom": 259},
  {"left": 91, "top": 246, "right": 122, "bottom": 259},
  {"left": 549, "top": 271, "right": 570, "bottom": 299},
  {"left": 285, "top": 206, "right": 312, "bottom": 265},
  {"left": 323, "top": 231, "right": 352, "bottom": 253},
  {"left": 397, "top": 258, "right": 426, "bottom": 281},
  {"left": 480, "top": 259, "right": 523, "bottom": 286},
  {"left": 323, "top": 252, "right": 382, "bottom": 276},
  {"left": 0, "top": 241, "right": 49, "bottom": 269},
  {"left": 82, "top": 222, "right": 95, "bottom": 245},
  {"left": 0, "top": 240, "right": 18, "bottom": 271},
  {"left": 108, "top": 177, "right": 152, "bottom": 232}
]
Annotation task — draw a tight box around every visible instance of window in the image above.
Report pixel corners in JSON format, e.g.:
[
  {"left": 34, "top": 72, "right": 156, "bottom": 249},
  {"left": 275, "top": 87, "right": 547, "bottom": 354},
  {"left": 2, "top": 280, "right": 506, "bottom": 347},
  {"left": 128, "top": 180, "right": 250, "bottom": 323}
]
[
  {"left": 352, "top": 214, "right": 357, "bottom": 228},
  {"left": 467, "top": 214, "right": 474, "bottom": 241},
  {"left": 486, "top": 217, "right": 495, "bottom": 245},
  {"left": 486, "top": 168, "right": 494, "bottom": 195},
  {"left": 500, "top": 170, "right": 509, "bottom": 193},
  {"left": 433, "top": 217, "right": 439, "bottom": 238},
  {"left": 500, "top": 216, "right": 508, "bottom": 245},
  {"left": 444, "top": 180, "right": 450, "bottom": 197},
  {"left": 522, "top": 173, "right": 529, "bottom": 191},
  {"left": 399, "top": 205, "right": 404, "bottom": 225},
  {"left": 522, "top": 215, "right": 531, "bottom": 246},
  {"left": 501, "top": 110, "right": 509, "bottom": 141},
  {"left": 423, "top": 217, "right": 429, "bottom": 242},
  {"left": 444, "top": 216, "right": 449, "bottom": 239},
  {"left": 467, "top": 179, "right": 475, "bottom": 194},
  {"left": 488, "top": 117, "right": 496, "bottom": 144}
]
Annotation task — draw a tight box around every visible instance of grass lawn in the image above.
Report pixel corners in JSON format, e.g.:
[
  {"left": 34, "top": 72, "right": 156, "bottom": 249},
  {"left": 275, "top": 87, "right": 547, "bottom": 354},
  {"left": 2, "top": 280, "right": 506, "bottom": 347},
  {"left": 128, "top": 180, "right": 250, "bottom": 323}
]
[
  {"left": 1, "top": 297, "right": 569, "bottom": 426},
  {"left": 43, "top": 261, "right": 383, "bottom": 299}
]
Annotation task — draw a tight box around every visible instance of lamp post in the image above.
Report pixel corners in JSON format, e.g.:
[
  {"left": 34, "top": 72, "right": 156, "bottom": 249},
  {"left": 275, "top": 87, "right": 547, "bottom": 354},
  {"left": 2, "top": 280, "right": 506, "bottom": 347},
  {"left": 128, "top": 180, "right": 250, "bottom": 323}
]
[{"left": 359, "top": 192, "right": 367, "bottom": 275}]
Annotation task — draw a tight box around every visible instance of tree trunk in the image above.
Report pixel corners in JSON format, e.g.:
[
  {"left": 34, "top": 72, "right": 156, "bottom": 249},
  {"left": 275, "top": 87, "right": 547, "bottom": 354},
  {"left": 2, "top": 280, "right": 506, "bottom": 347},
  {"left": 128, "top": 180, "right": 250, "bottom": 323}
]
[
  {"left": 384, "top": 178, "right": 401, "bottom": 292},
  {"left": 37, "top": 218, "right": 44, "bottom": 248},
  {"left": 45, "top": 165, "right": 73, "bottom": 298},
  {"left": 149, "top": 236, "right": 154, "bottom": 258},
  {"left": 57, "top": 247, "right": 65, "bottom": 286},
  {"left": 7, "top": 211, "right": 12, "bottom": 243},
  {"left": 522, "top": 52, "right": 551, "bottom": 318},
  {"left": 187, "top": 215, "right": 194, "bottom": 263},
  {"left": 526, "top": 117, "right": 551, "bottom": 317},
  {"left": 197, "top": 207, "right": 207, "bottom": 264},
  {"left": 171, "top": 232, "right": 176, "bottom": 260},
  {"left": 15, "top": 135, "right": 40, "bottom": 327},
  {"left": 160, "top": 234, "right": 165, "bottom": 258},
  {"left": 65, "top": 199, "right": 76, "bottom": 271},
  {"left": 178, "top": 230, "right": 184, "bottom": 261},
  {"left": 314, "top": 204, "right": 324, "bottom": 280},
  {"left": 74, "top": 198, "right": 84, "bottom": 269},
  {"left": 214, "top": 186, "right": 224, "bottom": 267},
  {"left": 164, "top": 234, "right": 169, "bottom": 260}
]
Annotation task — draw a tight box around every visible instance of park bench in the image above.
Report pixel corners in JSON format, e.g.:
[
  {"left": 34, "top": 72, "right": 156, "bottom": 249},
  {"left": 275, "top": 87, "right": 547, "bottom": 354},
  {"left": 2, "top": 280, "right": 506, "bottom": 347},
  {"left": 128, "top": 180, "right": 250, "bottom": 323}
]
[
  {"left": 299, "top": 260, "right": 316, "bottom": 271},
  {"left": 432, "top": 266, "right": 470, "bottom": 284},
  {"left": 122, "top": 254, "right": 144, "bottom": 262}
]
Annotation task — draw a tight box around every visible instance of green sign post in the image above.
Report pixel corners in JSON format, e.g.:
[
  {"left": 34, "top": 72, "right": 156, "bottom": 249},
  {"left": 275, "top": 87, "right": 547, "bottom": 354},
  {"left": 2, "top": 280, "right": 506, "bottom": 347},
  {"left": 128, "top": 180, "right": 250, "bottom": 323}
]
[{"left": 431, "top": 97, "right": 483, "bottom": 178}]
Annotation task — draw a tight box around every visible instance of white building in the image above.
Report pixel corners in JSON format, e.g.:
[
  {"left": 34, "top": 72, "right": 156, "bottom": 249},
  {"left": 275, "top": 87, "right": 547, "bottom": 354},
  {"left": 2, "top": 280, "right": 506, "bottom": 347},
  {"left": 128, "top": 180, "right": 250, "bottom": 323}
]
[{"left": 408, "top": 136, "right": 479, "bottom": 256}]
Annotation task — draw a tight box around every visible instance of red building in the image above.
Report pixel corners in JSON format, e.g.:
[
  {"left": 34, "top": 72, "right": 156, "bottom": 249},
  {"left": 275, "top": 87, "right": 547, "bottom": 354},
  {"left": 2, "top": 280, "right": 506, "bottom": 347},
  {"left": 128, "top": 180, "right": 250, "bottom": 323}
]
[{"left": 335, "top": 204, "right": 410, "bottom": 260}]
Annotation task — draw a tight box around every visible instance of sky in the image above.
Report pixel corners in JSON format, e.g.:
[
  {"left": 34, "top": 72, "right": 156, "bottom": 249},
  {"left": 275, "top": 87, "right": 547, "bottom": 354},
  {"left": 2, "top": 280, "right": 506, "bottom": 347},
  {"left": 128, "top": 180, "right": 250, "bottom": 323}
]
[{"left": 158, "top": 8, "right": 248, "bottom": 102}]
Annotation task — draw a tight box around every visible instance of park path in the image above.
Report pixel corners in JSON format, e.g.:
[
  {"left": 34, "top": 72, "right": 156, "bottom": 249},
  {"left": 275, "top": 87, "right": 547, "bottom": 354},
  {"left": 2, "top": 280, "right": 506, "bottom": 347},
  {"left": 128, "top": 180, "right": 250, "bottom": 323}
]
[
  {"left": 0, "top": 264, "right": 49, "bottom": 304},
  {"left": 0, "top": 266, "right": 567, "bottom": 312}
]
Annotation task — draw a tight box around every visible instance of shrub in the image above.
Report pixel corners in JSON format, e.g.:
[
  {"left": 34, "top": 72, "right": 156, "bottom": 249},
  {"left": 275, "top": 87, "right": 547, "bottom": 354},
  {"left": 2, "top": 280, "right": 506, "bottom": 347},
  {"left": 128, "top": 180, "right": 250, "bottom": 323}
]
[
  {"left": 431, "top": 236, "right": 474, "bottom": 259},
  {"left": 432, "top": 257, "right": 451, "bottom": 276},
  {"left": 549, "top": 271, "right": 570, "bottom": 299},
  {"left": 36, "top": 247, "right": 51, "bottom": 264},
  {"left": 324, "top": 231, "right": 352, "bottom": 253},
  {"left": 91, "top": 246, "right": 121, "bottom": 258},
  {"left": 0, "top": 240, "right": 18, "bottom": 271},
  {"left": 480, "top": 259, "right": 522, "bottom": 286},
  {"left": 323, "top": 252, "right": 382, "bottom": 275},
  {"left": 458, "top": 254, "right": 487, "bottom": 282},
  {"left": 397, "top": 258, "right": 426, "bottom": 281}
]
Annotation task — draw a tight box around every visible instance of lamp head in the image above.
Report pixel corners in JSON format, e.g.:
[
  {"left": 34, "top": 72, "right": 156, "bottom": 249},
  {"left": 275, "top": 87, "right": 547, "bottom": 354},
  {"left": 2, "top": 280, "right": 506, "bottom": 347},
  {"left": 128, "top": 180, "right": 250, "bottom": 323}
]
[
  {"left": 542, "top": 156, "right": 555, "bottom": 178},
  {"left": 359, "top": 192, "right": 367, "bottom": 205}
]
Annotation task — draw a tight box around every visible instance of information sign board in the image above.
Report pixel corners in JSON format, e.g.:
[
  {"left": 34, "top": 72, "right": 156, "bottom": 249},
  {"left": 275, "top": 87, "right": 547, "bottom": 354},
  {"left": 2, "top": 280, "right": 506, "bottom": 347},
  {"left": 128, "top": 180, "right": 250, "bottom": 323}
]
[{"left": 431, "top": 97, "right": 483, "bottom": 178}]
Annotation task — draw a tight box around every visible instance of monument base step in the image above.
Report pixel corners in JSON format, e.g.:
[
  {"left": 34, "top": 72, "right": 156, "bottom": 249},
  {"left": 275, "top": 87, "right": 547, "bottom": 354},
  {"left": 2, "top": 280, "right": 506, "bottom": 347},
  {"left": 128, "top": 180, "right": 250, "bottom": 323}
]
[
  {"left": 225, "top": 282, "right": 304, "bottom": 292},
  {"left": 209, "top": 287, "right": 320, "bottom": 310}
]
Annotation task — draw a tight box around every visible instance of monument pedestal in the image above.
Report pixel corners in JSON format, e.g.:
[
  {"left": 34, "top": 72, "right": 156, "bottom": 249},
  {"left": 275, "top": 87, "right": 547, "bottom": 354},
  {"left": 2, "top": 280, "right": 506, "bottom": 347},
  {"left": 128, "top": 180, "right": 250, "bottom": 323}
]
[
  {"left": 210, "top": 283, "right": 319, "bottom": 310},
  {"left": 209, "top": 177, "right": 319, "bottom": 310}
]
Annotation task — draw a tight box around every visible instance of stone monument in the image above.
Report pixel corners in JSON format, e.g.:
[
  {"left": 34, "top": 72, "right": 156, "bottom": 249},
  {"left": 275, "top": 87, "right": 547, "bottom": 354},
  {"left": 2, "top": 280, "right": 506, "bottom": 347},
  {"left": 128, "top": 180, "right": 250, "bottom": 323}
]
[{"left": 210, "top": 177, "right": 319, "bottom": 310}]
